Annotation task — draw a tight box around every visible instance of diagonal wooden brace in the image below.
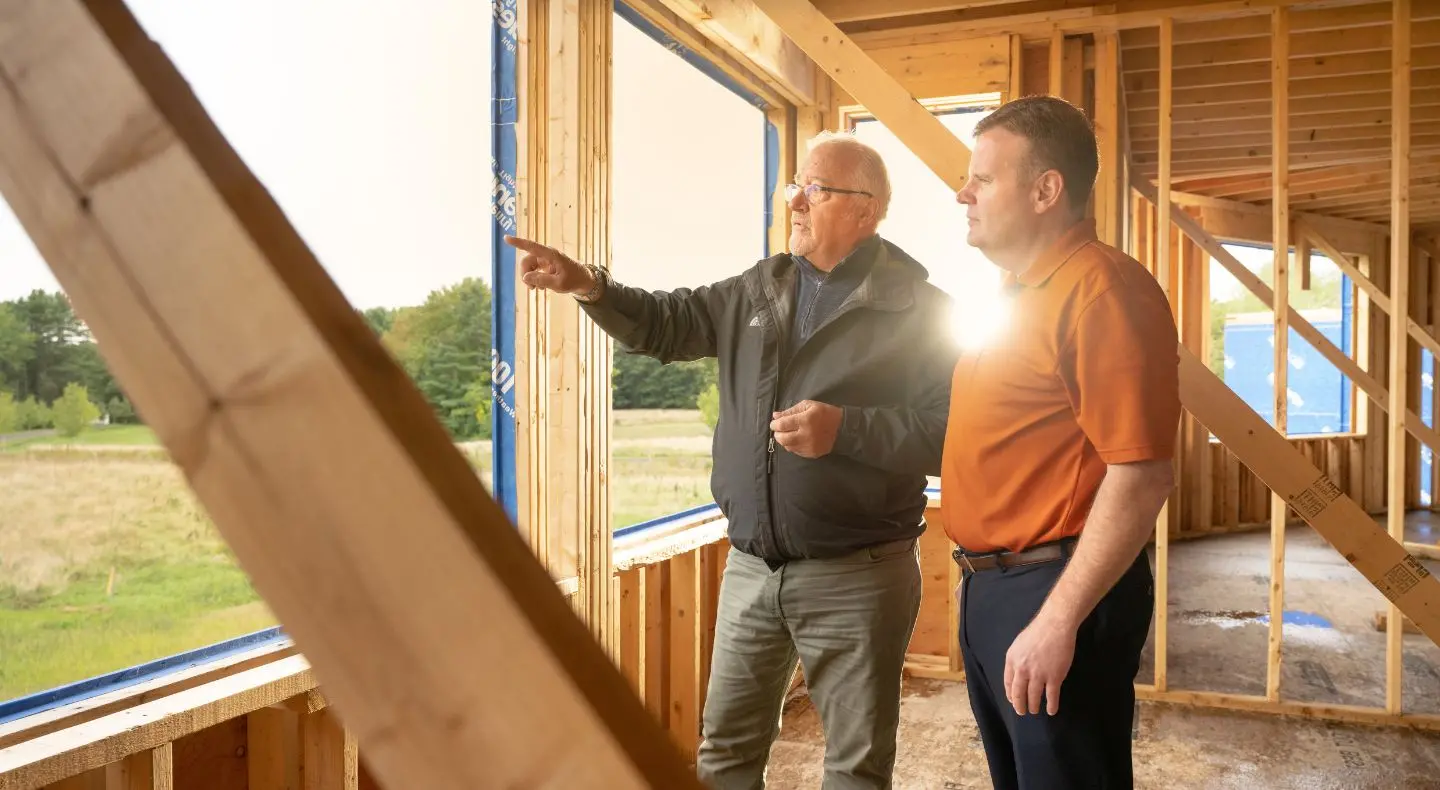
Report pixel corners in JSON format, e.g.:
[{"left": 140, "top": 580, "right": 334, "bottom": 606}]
[{"left": 0, "top": 1, "right": 701, "bottom": 788}]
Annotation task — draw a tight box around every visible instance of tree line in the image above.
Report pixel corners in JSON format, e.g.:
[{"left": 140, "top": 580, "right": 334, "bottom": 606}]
[{"left": 0, "top": 282, "right": 719, "bottom": 440}]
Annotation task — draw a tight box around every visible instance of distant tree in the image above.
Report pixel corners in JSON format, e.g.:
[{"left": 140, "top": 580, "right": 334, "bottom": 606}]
[
  {"left": 52, "top": 382, "right": 99, "bottom": 438},
  {"left": 697, "top": 382, "right": 719, "bottom": 430},
  {"left": 17, "top": 395, "right": 50, "bottom": 430},
  {"left": 106, "top": 396, "right": 137, "bottom": 424},
  {"left": 0, "top": 304, "right": 34, "bottom": 394},
  {"left": 361, "top": 306, "right": 396, "bottom": 337},
  {"left": 383, "top": 279, "right": 493, "bottom": 439},
  {"left": 0, "top": 391, "right": 18, "bottom": 436},
  {"left": 613, "top": 353, "right": 717, "bottom": 409}
]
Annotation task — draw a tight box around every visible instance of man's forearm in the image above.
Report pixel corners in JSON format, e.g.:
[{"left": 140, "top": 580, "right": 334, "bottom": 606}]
[
  {"left": 832, "top": 404, "right": 948, "bottom": 475},
  {"left": 1034, "top": 460, "right": 1174, "bottom": 630}
]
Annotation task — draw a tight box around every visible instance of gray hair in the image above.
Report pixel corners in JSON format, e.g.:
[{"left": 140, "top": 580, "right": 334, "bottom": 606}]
[{"left": 803, "top": 130, "right": 891, "bottom": 222}]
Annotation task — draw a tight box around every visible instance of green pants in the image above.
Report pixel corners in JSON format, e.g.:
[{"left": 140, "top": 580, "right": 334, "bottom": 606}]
[{"left": 695, "top": 539, "right": 923, "bottom": 790}]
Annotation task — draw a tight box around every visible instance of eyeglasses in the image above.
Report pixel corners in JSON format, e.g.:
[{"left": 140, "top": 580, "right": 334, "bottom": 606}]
[{"left": 784, "top": 183, "right": 873, "bottom": 205}]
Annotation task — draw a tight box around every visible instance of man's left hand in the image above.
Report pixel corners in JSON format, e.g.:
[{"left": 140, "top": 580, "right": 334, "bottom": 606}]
[
  {"left": 1003, "top": 617, "right": 1077, "bottom": 716},
  {"left": 770, "top": 400, "right": 842, "bottom": 458}
]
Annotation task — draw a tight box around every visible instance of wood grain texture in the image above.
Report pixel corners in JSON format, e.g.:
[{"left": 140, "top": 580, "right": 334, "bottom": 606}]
[{"left": 0, "top": 2, "right": 696, "bottom": 788}]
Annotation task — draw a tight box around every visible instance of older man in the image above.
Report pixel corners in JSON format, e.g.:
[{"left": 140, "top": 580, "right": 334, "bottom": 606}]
[
  {"left": 942, "top": 95, "right": 1180, "bottom": 789},
  {"left": 506, "top": 131, "right": 957, "bottom": 789}
]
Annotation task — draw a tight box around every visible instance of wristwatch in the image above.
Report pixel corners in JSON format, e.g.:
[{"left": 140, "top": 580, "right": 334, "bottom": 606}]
[{"left": 576, "top": 263, "right": 608, "bottom": 304}]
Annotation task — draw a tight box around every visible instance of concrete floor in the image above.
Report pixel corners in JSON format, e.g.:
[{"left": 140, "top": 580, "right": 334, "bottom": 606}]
[
  {"left": 768, "top": 677, "right": 1440, "bottom": 789},
  {"left": 765, "top": 514, "right": 1440, "bottom": 788},
  {"left": 1136, "top": 513, "right": 1440, "bottom": 712}
]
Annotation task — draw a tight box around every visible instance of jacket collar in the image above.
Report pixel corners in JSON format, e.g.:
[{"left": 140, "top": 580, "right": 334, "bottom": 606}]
[{"left": 757, "top": 234, "right": 927, "bottom": 316}]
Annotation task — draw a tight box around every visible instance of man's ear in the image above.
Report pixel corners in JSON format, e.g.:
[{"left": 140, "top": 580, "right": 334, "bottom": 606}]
[{"left": 1033, "top": 170, "right": 1066, "bottom": 213}]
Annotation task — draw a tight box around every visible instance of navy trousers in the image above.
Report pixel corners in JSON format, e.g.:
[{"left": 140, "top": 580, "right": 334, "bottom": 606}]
[{"left": 958, "top": 550, "right": 1153, "bottom": 790}]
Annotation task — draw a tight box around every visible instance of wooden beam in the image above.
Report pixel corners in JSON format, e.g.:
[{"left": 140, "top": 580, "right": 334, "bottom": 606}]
[
  {"left": 1135, "top": 687, "right": 1440, "bottom": 732},
  {"left": 1122, "top": 3, "right": 1440, "bottom": 49},
  {"left": 1133, "top": 105, "right": 1440, "bottom": 141},
  {"left": 1154, "top": 16, "right": 1173, "bottom": 694},
  {"left": 659, "top": 0, "right": 817, "bottom": 105},
  {"left": 0, "top": 639, "right": 296, "bottom": 751},
  {"left": 0, "top": 2, "right": 698, "bottom": 789},
  {"left": 759, "top": 0, "right": 1440, "bottom": 659},
  {"left": 812, "top": 0, "right": 1023, "bottom": 24},
  {"left": 622, "top": 0, "right": 790, "bottom": 108},
  {"left": 1126, "top": 48, "right": 1440, "bottom": 94},
  {"left": 1131, "top": 86, "right": 1440, "bottom": 126},
  {"left": 1267, "top": 5, "right": 1289, "bottom": 704},
  {"left": 1387, "top": 0, "right": 1412, "bottom": 717},
  {"left": 1124, "top": 19, "right": 1440, "bottom": 72},
  {"left": 0, "top": 657, "right": 314, "bottom": 788},
  {"left": 842, "top": 0, "right": 1440, "bottom": 46},
  {"left": 748, "top": 0, "right": 971, "bottom": 183},
  {"left": 1128, "top": 69, "right": 1440, "bottom": 111}
]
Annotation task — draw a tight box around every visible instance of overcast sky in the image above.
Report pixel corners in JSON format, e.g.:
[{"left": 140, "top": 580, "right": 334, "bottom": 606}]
[{"left": 1, "top": 1, "right": 491, "bottom": 310}]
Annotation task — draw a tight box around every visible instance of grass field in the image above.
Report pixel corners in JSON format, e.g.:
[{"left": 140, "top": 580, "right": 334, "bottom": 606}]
[{"left": 0, "top": 411, "right": 714, "bottom": 702}]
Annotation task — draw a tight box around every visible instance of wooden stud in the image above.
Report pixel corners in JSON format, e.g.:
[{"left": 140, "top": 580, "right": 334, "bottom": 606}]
[
  {"left": 0, "top": 3, "right": 698, "bottom": 788},
  {"left": 1153, "top": 16, "right": 1174, "bottom": 693},
  {"left": 1267, "top": 5, "right": 1290, "bottom": 704},
  {"left": 643, "top": 563, "right": 672, "bottom": 725},
  {"left": 668, "top": 550, "right": 701, "bottom": 761},
  {"left": 1048, "top": 30, "right": 1064, "bottom": 96},
  {"left": 300, "top": 710, "right": 357, "bottom": 790},
  {"left": 768, "top": 105, "right": 797, "bottom": 256},
  {"left": 246, "top": 707, "right": 298, "bottom": 790},
  {"left": 1387, "top": 0, "right": 1412, "bottom": 717},
  {"left": 1007, "top": 34, "right": 1024, "bottom": 100},
  {"left": 102, "top": 745, "right": 171, "bottom": 790},
  {"left": 1095, "top": 32, "right": 1123, "bottom": 246}
]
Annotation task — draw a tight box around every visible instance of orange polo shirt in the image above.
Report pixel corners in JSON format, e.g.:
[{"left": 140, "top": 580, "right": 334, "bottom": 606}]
[{"left": 940, "top": 218, "right": 1181, "bottom": 554}]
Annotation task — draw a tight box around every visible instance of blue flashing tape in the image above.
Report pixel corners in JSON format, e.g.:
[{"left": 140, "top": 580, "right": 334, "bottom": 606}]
[
  {"left": 613, "top": 502, "right": 724, "bottom": 539},
  {"left": 0, "top": 626, "right": 288, "bottom": 726}
]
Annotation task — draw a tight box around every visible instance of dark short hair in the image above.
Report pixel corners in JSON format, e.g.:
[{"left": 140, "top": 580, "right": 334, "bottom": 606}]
[{"left": 974, "top": 95, "right": 1099, "bottom": 215}]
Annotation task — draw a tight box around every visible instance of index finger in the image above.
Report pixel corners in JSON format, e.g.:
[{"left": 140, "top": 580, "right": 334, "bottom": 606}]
[{"left": 504, "top": 235, "right": 552, "bottom": 256}]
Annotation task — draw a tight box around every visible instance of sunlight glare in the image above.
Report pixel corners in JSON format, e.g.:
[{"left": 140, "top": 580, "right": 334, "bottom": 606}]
[{"left": 951, "top": 287, "right": 1011, "bottom": 350}]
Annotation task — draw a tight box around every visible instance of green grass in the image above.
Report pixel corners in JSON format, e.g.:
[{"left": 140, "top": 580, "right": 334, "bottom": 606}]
[
  {"left": 3, "top": 424, "right": 158, "bottom": 451},
  {"left": 0, "top": 409, "right": 714, "bottom": 703},
  {"left": 0, "top": 562, "right": 277, "bottom": 700}
]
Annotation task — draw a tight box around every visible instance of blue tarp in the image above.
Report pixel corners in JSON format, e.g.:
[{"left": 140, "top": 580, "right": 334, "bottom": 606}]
[{"left": 1221, "top": 286, "right": 1353, "bottom": 435}]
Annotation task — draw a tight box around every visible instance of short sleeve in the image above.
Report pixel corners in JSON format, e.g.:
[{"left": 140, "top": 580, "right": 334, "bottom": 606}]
[{"left": 1060, "top": 281, "right": 1181, "bottom": 464}]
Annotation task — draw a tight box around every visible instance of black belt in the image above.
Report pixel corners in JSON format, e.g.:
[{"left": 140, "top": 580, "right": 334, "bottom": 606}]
[{"left": 952, "top": 537, "right": 1078, "bottom": 573}]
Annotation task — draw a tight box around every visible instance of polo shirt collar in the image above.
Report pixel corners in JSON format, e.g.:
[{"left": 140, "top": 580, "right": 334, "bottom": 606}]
[{"left": 1007, "top": 218, "right": 1098, "bottom": 288}]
